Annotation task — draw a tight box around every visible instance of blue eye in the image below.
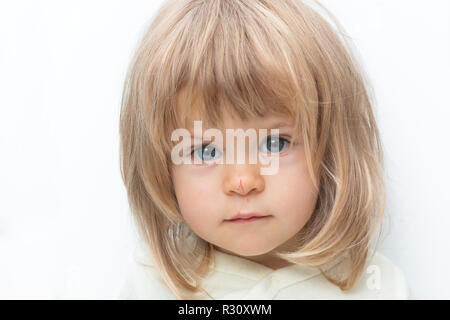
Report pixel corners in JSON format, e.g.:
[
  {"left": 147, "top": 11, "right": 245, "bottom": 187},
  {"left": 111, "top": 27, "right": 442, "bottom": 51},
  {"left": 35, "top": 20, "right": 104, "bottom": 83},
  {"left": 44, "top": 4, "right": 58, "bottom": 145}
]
[
  {"left": 191, "top": 144, "right": 222, "bottom": 162},
  {"left": 260, "top": 136, "right": 290, "bottom": 153},
  {"left": 190, "top": 136, "right": 290, "bottom": 162}
]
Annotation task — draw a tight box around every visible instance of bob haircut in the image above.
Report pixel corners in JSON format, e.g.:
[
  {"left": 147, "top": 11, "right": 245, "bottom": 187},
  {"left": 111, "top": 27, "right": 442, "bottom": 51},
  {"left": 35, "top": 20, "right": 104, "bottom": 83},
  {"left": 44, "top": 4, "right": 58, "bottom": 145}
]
[{"left": 119, "top": 0, "right": 387, "bottom": 299}]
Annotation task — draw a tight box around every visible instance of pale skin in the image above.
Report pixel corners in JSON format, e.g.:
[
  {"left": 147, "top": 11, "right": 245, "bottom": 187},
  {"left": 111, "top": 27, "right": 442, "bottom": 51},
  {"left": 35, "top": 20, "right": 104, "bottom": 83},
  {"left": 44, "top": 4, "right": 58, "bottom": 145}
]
[{"left": 171, "top": 95, "right": 319, "bottom": 270}]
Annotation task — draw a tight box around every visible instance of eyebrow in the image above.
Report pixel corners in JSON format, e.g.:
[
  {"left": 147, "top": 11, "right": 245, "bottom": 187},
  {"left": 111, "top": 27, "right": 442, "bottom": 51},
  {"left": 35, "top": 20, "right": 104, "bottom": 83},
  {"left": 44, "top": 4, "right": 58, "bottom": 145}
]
[
  {"left": 266, "top": 121, "right": 292, "bottom": 129},
  {"left": 187, "top": 120, "right": 292, "bottom": 131},
  {"left": 187, "top": 121, "right": 293, "bottom": 139}
]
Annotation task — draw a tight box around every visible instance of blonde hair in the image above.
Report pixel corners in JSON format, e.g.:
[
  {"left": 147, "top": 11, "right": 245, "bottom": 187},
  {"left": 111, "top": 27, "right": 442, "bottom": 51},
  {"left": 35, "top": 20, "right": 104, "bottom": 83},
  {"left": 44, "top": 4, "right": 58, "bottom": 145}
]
[{"left": 119, "top": 0, "right": 387, "bottom": 299}]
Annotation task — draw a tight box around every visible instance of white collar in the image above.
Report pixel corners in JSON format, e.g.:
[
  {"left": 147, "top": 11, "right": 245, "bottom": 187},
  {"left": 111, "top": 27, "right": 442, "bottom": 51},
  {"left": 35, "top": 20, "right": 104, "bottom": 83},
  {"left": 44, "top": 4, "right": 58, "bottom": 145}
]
[
  {"left": 134, "top": 240, "right": 346, "bottom": 293},
  {"left": 210, "top": 248, "right": 346, "bottom": 285}
]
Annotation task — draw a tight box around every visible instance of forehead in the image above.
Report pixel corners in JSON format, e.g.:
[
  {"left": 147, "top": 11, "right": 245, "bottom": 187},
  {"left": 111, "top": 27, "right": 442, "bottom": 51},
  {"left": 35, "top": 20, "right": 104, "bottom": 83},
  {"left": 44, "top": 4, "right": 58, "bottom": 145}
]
[{"left": 175, "top": 87, "right": 294, "bottom": 131}]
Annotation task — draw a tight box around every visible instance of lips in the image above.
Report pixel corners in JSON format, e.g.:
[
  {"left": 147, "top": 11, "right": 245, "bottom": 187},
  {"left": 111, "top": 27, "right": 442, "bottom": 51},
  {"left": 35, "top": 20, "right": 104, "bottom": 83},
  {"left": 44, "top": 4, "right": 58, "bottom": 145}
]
[
  {"left": 226, "top": 216, "right": 269, "bottom": 223},
  {"left": 225, "top": 212, "right": 270, "bottom": 222}
]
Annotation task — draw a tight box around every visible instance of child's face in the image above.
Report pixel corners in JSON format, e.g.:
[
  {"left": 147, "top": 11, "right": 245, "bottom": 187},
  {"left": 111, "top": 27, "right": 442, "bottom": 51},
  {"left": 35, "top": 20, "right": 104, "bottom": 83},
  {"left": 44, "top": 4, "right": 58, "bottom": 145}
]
[{"left": 171, "top": 98, "right": 319, "bottom": 262}]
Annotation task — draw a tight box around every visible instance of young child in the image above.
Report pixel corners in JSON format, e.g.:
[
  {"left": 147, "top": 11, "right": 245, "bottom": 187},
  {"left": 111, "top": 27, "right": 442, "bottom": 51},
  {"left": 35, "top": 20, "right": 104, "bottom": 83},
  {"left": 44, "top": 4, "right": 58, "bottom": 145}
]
[{"left": 118, "top": 0, "right": 408, "bottom": 299}]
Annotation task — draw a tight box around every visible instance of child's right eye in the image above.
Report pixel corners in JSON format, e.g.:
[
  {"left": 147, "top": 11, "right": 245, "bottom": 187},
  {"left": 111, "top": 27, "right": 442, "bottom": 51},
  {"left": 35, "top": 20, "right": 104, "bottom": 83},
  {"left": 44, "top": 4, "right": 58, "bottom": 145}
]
[{"left": 191, "top": 144, "right": 222, "bottom": 162}]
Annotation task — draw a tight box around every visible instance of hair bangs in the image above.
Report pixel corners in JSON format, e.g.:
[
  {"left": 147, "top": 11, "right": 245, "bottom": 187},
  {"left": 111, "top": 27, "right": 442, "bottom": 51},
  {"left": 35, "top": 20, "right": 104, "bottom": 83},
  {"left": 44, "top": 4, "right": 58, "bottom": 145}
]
[{"left": 153, "top": 0, "right": 314, "bottom": 154}]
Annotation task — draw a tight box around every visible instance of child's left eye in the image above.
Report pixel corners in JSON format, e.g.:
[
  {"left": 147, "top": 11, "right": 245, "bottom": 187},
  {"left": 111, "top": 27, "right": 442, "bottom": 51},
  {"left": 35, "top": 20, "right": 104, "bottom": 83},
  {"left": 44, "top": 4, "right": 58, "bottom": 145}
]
[{"left": 260, "top": 136, "right": 290, "bottom": 153}]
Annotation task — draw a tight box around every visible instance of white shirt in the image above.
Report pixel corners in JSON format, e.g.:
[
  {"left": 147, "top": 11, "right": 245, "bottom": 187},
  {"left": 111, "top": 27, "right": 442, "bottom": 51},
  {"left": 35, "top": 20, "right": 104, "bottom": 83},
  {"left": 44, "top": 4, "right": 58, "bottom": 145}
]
[{"left": 118, "top": 245, "right": 409, "bottom": 300}]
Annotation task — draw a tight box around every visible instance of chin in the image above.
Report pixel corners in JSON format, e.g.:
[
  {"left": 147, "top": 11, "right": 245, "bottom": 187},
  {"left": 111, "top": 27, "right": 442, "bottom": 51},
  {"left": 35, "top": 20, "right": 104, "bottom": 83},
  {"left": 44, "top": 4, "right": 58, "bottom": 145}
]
[{"left": 226, "top": 242, "right": 277, "bottom": 257}]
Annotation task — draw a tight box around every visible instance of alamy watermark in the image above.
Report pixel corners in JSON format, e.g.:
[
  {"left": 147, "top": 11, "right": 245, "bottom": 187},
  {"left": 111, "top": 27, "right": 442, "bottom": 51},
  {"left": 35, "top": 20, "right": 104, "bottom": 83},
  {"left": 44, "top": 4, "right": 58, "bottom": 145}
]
[
  {"left": 171, "top": 120, "right": 282, "bottom": 175},
  {"left": 366, "top": 264, "right": 381, "bottom": 290}
]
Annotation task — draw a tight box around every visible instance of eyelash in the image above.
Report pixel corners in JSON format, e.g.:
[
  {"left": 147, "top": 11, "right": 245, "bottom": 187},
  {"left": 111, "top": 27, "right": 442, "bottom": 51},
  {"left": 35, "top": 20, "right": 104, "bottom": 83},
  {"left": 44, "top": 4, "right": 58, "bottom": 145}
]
[{"left": 190, "top": 135, "right": 292, "bottom": 157}]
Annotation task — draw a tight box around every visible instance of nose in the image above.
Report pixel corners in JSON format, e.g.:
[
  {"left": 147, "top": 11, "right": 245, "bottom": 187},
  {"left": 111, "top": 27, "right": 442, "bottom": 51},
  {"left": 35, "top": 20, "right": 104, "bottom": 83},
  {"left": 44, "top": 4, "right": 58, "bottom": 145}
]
[{"left": 223, "top": 164, "right": 265, "bottom": 196}]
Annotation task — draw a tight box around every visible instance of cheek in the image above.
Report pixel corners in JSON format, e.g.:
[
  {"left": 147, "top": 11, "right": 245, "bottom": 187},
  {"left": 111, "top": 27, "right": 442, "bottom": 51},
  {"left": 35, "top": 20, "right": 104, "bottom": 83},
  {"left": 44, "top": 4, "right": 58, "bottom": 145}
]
[
  {"left": 171, "top": 166, "right": 216, "bottom": 228},
  {"left": 273, "top": 152, "right": 318, "bottom": 222}
]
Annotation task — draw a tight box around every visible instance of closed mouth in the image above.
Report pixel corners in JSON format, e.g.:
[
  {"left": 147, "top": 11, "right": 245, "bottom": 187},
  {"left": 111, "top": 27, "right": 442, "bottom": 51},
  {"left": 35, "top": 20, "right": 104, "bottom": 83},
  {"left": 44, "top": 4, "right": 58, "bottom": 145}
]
[{"left": 225, "top": 215, "right": 271, "bottom": 223}]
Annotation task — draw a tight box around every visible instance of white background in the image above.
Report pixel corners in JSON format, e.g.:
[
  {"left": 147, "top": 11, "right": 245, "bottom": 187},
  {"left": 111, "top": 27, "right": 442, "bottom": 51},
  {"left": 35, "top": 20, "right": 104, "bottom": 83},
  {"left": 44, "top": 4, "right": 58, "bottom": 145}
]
[{"left": 0, "top": 0, "right": 449, "bottom": 299}]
